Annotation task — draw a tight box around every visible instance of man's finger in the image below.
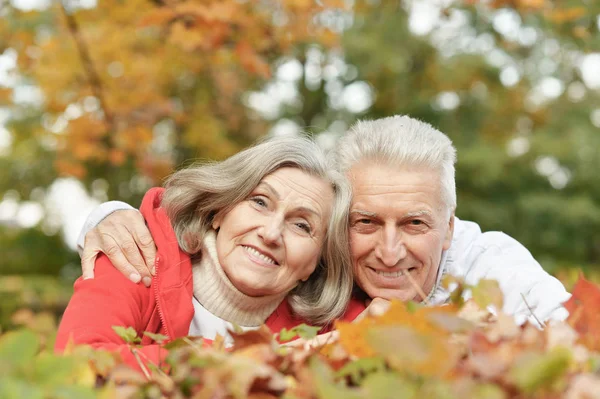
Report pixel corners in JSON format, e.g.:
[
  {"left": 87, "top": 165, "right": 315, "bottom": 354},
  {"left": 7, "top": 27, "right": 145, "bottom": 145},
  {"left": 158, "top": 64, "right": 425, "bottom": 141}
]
[
  {"left": 368, "top": 298, "right": 391, "bottom": 317},
  {"left": 81, "top": 229, "right": 103, "bottom": 279},
  {"left": 127, "top": 220, "right": 157, "bottom": 276},
  {"left": 100, "top": 231, "right": 145, "bottom": 285},
  {"left": 81, "top": 246, "right": 99, "bottom": 280}
]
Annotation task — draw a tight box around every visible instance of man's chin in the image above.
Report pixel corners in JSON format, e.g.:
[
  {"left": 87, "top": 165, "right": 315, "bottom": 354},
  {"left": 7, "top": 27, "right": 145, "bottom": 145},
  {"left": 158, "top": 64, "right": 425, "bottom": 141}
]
[{"left": 361, "top": 286, "right": 416, "bottom": 303}]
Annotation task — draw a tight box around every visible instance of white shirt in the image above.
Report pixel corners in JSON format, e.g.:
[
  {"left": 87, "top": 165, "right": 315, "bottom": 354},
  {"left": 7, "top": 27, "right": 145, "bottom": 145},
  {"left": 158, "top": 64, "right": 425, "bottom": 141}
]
[{"left": 189, "top": 297, "right": 258, "bottom": 346}]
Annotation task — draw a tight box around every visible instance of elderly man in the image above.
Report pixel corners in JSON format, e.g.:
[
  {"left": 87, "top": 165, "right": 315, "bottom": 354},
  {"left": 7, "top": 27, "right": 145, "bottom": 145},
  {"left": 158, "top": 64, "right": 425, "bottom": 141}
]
[{"left": 78, "top": 115, "right": 570, "bottom": 324}]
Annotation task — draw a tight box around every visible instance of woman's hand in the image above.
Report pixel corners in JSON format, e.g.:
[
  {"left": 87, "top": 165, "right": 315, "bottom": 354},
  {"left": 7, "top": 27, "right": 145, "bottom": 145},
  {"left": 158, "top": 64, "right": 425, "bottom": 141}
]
[{"left": 81, "top": 210, "right": 157, "bottom": 287}]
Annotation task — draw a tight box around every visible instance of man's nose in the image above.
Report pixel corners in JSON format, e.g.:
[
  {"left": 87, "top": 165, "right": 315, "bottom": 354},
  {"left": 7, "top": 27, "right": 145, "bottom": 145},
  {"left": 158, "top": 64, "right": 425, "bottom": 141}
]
[
  {"left": 375, "top": 226, "right": 406, "bottom": 267},
  {"left": 258, "top": 215, "right": 284, "bottom": 245}
]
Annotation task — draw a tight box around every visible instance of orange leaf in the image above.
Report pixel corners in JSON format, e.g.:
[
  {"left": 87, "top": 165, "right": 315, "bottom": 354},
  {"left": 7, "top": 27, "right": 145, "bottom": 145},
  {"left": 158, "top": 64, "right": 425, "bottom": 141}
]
[
  {"left": 335, "top": 301, "right": 457, "bottom": 359},
  {"left": 545, "top": 7, "right": 586, "bottom": 24},
  {"left": 235, "top": 41, "right": 271, "bottom": 79},
  {"left": 138, "top": 8, "right": 176, "bottom": 27},
  {"left": 565, "top": 274, "right": 600, "bottom": 350}
]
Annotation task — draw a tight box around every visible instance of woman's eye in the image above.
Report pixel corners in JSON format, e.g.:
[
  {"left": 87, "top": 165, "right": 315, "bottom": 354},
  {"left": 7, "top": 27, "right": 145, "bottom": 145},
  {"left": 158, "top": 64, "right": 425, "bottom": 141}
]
[
  {"left": 250, "top": 197, "right": 267, "bottom": 207},
  {"left": 295, "top": 222, "right": 312, "bottom": 234}
]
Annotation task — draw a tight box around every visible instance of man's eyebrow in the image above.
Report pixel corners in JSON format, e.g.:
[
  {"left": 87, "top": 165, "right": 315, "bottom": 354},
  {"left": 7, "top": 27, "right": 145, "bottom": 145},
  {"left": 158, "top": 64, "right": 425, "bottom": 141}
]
[
  {"left": 404, "top": 210, "right": 433, "bottom": 218},
  {"left": 350, "top": 210, "right": 378, "bottom": 218}
]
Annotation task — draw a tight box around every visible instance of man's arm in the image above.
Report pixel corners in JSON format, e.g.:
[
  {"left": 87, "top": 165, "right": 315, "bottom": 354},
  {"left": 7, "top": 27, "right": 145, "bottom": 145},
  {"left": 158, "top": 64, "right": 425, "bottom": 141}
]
[
  {"left": 79, "top": 201, "right": 156, "bottom": 287},
  {"left": 452, "top": 223, "right": 570, "bottom": 326}
]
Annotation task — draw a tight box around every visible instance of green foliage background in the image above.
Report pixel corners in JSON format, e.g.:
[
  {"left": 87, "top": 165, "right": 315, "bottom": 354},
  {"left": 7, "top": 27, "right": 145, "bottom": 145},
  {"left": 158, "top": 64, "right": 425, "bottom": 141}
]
[{"left": 1, "top": 0, "right": 599, "bottom": 330}]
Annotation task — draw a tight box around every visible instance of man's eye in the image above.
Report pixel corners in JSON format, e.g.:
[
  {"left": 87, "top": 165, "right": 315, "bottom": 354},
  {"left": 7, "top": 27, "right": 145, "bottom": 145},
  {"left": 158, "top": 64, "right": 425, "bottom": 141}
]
[
  {"left": 357, "top": 219, "right": 372, "bottom": 225},
  {"left": 409, "top": 219, "right": 425, "bottom": 226}
]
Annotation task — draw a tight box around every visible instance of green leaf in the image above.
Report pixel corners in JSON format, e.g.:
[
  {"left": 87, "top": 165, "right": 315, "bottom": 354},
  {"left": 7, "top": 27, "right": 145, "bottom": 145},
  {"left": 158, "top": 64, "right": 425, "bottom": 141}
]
[
  {"left": 362, "top": 372, "right": 417, "bottom": 399},
  {"left": 111, "top": 326, "right": 141, "bottom": 344},
  {"left": 0, "top": 378, "right": 45, "bottom": 399},
  {"left": 335, "top": 357, "right": 386, "bottom": 385},
  {"left": 278, "top": 324, "right": 321, "bottom": 342},
  {"left": 310, "top": 357, "right": 362, "bottom": 399},
  {"left": 31, "top": 353, "right": 80, "bottom": 387},
  {"left": 507, "top": 347, "right": 571, "bottom": 394},
  {"left": 471, "top": 279, "right": 504, "bottom": 310},
  {"left": 405, "top": 301, "right": 423, "bottom": 313},
  {"left": 50, "top": 385, "right": 97, "bottom": 399},
  {"left": 143, "top": 331, "right": 169, "bottom": 343},
  {"left": 0, "top": 329, "right": 40, "bottom": 371}
]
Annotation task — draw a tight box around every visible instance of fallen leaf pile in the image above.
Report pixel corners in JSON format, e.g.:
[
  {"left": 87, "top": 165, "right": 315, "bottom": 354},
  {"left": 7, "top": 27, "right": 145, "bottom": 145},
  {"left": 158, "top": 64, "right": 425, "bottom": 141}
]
[{"left": 1, "top": 276, "right": 600, "bottom": 399}]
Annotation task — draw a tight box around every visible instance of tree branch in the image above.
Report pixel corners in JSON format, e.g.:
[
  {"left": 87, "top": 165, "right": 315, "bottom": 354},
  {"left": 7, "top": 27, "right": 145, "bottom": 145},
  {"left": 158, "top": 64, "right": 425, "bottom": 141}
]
[{"left": 59, "top": 1, "right": 114, "bottom": 132}]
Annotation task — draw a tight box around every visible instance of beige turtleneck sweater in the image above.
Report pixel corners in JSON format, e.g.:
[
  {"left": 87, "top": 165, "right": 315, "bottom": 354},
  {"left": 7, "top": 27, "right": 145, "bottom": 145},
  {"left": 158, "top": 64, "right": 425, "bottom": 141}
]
[{"left": 188, "top": 230, "right": 287, "bottom": 341}]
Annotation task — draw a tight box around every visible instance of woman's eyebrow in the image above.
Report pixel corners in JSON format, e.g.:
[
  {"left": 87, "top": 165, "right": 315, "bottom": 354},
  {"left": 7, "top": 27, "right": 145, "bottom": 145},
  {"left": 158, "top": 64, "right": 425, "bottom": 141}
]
[
  {"left": 256, "top": 181, "right": 280, "bottom": 199},
  {"left": 258, "top": 182, "right": 321, "bottom": 218},
  {"left": 294, "top": 206, "right": 321, "bottom": 219}
]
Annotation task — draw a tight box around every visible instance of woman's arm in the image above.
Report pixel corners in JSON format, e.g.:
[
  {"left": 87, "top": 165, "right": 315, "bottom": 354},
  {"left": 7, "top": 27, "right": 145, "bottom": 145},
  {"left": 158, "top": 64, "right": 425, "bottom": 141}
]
[{"left": 56, "top": 253, "right": 166, "bottom": 371}]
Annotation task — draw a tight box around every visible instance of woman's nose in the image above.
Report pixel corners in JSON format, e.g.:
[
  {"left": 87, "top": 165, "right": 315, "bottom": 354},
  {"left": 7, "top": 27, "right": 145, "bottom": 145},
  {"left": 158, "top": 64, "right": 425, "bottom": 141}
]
[{"left": 258, "top": 216, "right": 284, "bottom": 245}]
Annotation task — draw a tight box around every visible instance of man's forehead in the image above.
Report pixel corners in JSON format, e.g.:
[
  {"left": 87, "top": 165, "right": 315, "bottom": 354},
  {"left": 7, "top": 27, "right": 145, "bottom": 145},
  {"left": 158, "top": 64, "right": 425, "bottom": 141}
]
[{"left": 348, "top": 161, "right": 446, "bottom": 216}]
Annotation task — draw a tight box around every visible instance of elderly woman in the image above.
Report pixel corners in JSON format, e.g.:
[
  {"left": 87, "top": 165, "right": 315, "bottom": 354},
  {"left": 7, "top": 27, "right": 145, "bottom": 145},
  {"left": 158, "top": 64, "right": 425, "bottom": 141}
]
[{"left": 55, "top": 135, "right": 360, "bottom": 367}]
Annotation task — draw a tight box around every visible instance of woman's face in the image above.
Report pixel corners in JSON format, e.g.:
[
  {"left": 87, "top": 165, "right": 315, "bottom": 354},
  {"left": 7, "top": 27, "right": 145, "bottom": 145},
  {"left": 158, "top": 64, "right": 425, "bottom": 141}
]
[{"left": 212, "top": 167, "right": 334, "bottom": 297}]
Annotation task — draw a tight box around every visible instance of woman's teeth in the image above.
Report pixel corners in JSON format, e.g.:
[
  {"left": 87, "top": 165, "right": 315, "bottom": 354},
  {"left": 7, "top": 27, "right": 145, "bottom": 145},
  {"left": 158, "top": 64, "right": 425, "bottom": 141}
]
[{"left": 243, "top": 246, "right": 276, "bottom": 265}]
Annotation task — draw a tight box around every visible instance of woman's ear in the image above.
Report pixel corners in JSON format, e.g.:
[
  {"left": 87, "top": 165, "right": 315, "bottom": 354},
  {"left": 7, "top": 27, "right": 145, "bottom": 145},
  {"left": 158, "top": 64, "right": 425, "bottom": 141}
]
[{"left": 212, "top": 212, "right": 223, "bottom": 230}]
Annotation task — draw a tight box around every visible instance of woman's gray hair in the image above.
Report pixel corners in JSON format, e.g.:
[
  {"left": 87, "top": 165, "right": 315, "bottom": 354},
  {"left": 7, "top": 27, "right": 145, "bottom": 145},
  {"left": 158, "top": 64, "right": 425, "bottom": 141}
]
[
  {"left": 161, "top": 135, "right": 353, "bottom": 326},
  {"left": 334, "top": 115, "right": 457, "bottom": 215}
]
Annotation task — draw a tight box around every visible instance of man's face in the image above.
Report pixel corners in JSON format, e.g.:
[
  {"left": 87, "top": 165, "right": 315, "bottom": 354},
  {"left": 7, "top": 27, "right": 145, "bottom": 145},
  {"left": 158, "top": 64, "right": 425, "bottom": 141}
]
[{"left": 348, "top": 161, "right": 455, "bottom": 302}]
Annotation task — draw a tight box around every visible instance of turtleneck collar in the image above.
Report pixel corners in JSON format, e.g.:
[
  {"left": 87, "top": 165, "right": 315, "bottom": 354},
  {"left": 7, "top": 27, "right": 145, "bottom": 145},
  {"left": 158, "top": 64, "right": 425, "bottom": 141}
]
[{"left": 192, "top": 230, "right": 288, "bottom": 327}]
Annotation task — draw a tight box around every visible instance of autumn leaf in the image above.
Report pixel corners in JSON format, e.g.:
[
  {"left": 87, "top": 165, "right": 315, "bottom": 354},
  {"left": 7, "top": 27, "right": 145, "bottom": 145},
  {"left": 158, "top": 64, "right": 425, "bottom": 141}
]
[
  {"left": 112, "top": 326, "right": 141, "bottom": 344},
  {"left": 545, "top": 7, "right": 587, "bottom": 24},
  {"left": 236, "top": 40, "right": 271, "bottom": 79},
  {"left": 507, "top": 347, "right": 572, "bottom": 394},
  {"left": 471, "top": 279, "right": 504, "bottom": 311},
  {"left": 565, "top": 275, "right": 600, "bottom": 350},
  {"left": 137, "top": 8, "right": 176, "bottom": 27},
  {"left": 336, "top": 301, "right": 458, "bottom": 360}
]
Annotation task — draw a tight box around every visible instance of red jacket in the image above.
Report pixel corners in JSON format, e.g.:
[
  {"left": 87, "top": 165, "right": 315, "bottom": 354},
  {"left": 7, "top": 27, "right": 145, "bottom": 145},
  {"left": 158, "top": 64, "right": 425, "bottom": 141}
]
[{"left": 56, "top": 188, "right": 365, "bottom": 368}]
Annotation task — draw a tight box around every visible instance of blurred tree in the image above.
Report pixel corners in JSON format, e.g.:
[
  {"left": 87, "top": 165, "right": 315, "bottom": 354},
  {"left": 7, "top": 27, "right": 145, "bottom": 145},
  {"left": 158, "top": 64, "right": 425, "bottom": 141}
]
[
  {"left": 282, "top": 0, "right": 600, "bottom": 271},
  {"left": 0, "top": 0, "right": 344, "bottom": 282},
  {"left": 0, "top": 0, "right": 599, "bottom": 288}
]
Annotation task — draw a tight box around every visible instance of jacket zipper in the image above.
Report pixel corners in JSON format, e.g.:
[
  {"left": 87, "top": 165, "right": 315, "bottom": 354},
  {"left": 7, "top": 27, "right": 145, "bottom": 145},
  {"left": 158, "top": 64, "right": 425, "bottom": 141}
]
[{"left": 153, "top": 255, "right": 171, "bottom": 340}]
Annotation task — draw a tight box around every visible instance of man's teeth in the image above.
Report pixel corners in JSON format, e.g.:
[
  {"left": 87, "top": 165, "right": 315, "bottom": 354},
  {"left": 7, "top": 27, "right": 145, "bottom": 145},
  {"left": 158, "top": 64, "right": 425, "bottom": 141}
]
[
  {"left": 244, "top": 246, "right": 276, "bottom": 265},
  {"left": 376, "top": 270, "right": 410, "bottom": 277}
]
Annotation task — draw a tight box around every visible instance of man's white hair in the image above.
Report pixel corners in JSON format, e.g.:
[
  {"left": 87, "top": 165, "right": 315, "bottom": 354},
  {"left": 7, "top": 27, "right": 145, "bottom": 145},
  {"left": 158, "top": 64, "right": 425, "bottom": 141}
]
[{"left": 334, "top": 115, "right": 457, "bottom": 213}]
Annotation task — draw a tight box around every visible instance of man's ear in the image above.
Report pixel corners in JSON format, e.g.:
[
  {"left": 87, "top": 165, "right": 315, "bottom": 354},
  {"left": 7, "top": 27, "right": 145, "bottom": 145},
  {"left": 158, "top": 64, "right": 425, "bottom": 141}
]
[{"left": 443, "top": 210, "right": 455, "bottom": 251}]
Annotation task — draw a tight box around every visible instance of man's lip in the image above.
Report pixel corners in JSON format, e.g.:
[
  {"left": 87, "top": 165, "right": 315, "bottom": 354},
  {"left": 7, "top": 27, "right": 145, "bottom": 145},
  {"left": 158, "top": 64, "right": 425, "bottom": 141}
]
[
  {"left": 242, "top": 244, "right": 279, "bottom": 265},
  {"left": 367, "top": 266, "right": 417, "bottom": 273}
]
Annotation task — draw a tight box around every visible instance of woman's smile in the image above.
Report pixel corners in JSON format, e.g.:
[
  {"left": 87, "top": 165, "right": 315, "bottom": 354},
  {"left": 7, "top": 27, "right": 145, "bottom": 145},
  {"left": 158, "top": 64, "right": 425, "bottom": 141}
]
[{"left": 241, "top": 245, "right": 279, "bottom": 267}]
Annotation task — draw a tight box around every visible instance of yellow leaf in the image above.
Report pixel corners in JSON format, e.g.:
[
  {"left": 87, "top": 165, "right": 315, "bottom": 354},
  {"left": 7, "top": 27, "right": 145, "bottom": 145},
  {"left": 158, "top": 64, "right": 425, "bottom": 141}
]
[
  {"left": 138, "top": 8, "right": 176, "bottom": 27},
  {"left": 545, "top": 7, "right": 586, "bottom": 24},
  {"left": 168, "top": 21, "right": 205, "bottom": 52}
]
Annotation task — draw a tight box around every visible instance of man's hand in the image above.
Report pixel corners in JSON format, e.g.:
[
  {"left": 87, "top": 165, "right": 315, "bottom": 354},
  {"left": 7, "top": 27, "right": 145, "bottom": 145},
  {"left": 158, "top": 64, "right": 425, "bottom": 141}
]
[
  {"left": 81, "top": 210, "right": 157, "bottom": 287},
  {"left": 353, "top": 298, "right": 391, "bottom": 322}
]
